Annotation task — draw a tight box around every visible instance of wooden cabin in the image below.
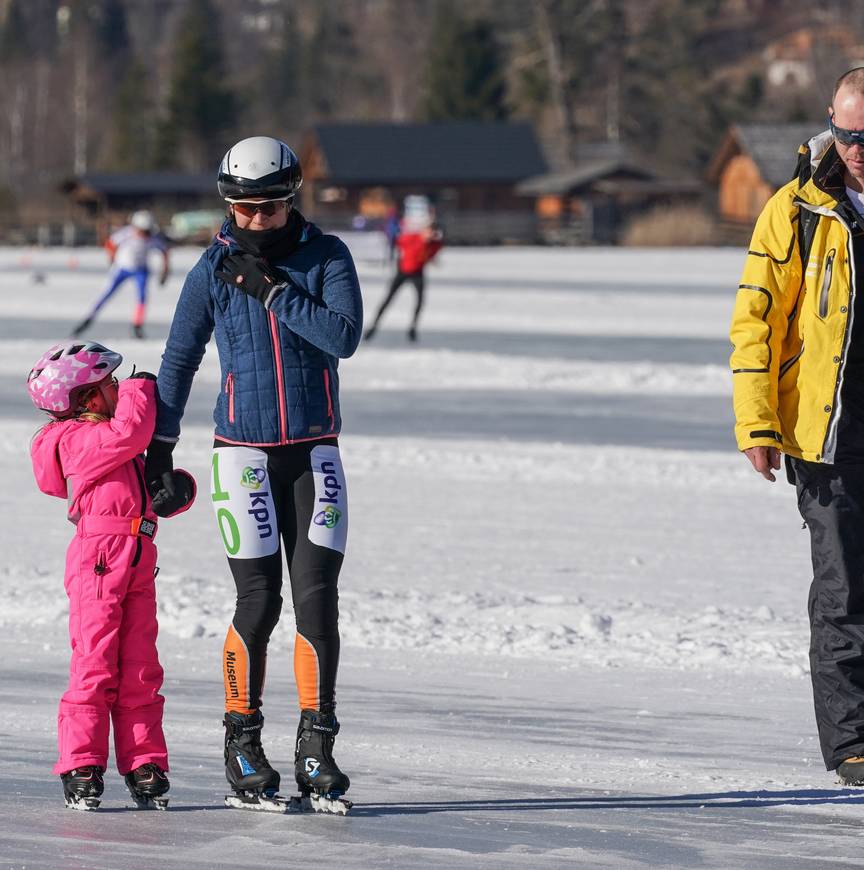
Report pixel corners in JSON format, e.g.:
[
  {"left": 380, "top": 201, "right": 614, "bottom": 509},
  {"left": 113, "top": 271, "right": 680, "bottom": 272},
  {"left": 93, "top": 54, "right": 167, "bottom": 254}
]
[
  {"left": 707, "top": 123, "right": 820, "bottom": 225},
  {"left": 517, "top": 143, "right": 703, "bottom": 244},
  {"left": 300, "top": 121, "right": 547, "bottom": 243}
]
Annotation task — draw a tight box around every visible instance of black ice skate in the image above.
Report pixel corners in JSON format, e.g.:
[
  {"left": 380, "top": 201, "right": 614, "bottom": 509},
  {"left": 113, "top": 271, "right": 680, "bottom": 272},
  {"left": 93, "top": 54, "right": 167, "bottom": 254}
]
[
  {"left": 124, "top": 762, "right": 170, "bottom": 810},
  {"left": 838, "top": 756, "right": 864, "bottom": 786},
  {"left": 294, "top": 709, "right": 352, "bottom": 815},
  {"left": 61, "top": 765, "right": 104, "bottom": 811},
  {"left": 70, "top": 317, "right": 93, "bottom": 338},
  {"left": 223, "top": 710, "right": 289, "bottom": 812}
]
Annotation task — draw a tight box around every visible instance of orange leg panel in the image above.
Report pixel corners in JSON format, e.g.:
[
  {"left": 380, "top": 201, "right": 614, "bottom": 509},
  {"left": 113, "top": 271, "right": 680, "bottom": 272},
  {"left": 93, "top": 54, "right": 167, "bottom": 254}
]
[
  {"left": 223, "top": 624, "right": 255, "bottom": 714},
  {"left": 294, "top": 632, "right": 320, "bottom": 711}
]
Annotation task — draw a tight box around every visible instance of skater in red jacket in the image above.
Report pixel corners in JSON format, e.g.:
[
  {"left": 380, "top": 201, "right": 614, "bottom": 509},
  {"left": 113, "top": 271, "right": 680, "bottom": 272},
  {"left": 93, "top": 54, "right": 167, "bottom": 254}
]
[{"left": 364, "top": 224, "right": 443, "bottom": 342}]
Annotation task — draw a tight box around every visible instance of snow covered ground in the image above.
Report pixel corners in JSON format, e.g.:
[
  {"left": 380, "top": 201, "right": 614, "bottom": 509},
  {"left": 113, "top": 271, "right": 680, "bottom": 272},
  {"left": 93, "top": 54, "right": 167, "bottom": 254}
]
[{"left": 1, "top": 243, "right": 862, "bottom": 868}]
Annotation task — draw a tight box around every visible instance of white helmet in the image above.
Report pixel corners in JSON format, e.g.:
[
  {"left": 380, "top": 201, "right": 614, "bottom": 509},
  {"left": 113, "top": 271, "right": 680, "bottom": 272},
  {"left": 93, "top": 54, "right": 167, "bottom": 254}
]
[
  {"left": 130, "top": 210, "right": 155, "bottom": 232},
  {"left": 218, "top": 136, "right": 303, "bottom": 201}
]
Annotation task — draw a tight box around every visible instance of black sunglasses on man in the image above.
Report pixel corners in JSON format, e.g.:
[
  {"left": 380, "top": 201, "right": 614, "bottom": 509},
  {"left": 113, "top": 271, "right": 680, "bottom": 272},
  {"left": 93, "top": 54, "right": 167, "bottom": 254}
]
[{"left": 830, "top": 113, "right": 864, "bottom": 147}]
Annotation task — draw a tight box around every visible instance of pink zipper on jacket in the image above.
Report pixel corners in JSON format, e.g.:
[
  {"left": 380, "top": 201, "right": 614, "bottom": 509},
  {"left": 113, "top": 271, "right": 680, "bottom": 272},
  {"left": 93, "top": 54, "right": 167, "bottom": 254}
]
[
  {"left": 225, "top": 372, "right": 235, "bottom": 424},
  {"left": 268, "top": 311, "right": 288, "bottom": 442},
  {"left": 323, "top": 369, "right": 334, "bottom": 432}
]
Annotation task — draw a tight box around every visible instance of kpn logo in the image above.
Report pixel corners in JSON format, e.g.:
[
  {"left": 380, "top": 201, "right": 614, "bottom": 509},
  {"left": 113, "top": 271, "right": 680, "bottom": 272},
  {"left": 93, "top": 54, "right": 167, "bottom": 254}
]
[
  {"left": 240, "top": 466, "right": 266, "bottom": 489},
  {"left": 313, "top": 505, "right": 341, "bottom": 529}
]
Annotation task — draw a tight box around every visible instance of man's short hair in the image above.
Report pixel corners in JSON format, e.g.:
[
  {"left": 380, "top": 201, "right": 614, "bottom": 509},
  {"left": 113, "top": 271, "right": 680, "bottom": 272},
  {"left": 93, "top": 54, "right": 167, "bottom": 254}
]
[{"left": 833, "top": 68, "right": 864, "bottom": 101}]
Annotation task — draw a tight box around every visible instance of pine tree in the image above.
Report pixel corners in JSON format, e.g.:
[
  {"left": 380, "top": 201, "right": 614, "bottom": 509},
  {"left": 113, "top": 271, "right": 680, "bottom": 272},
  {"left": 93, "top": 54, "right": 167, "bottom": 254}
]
[
  {"left": 105, "top": 60, "right": 156, "bottom": 171},
  {"left": 155, "top": 0, "right": 237, "bottom": 170},
  {"left": 0, "top": 0, "right": 29, "bottom": 61},
  {"left": 251, "top": 11, "right": 306, "bottom": 134},
  {"left": 0, "top": 0, "right": 34, "bottom": 186},
  {"left": 622, "top": 0, "right": 726, "bottom": 172},
  {"left": 301, "top": 3, "right": 365, "bottom": 119},
  {"left": 423, "top": 5, "right": 509, "bottom": 121},
  {"left": 92, "top": 0, "right": 131, "bottom": 73}
]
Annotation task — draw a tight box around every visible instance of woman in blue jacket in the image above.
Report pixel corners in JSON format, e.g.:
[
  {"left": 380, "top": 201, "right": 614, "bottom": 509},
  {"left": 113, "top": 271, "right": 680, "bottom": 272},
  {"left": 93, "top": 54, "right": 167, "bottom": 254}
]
[{"left": 145, "top": 137, "right": 362, "bottom": 812}]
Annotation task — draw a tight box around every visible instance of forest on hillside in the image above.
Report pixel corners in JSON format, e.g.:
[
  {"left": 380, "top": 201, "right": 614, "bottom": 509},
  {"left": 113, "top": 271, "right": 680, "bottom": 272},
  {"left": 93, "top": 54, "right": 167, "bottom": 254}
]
[{"left": 2, "top": 0, "right": 864, "bottom": 206}]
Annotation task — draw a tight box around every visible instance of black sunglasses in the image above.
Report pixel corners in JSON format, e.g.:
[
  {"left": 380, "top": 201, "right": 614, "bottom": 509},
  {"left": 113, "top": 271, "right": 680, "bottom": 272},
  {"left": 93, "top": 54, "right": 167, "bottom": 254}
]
[{"left": 830, "top": 115, "right": 864, "bottom": 147}]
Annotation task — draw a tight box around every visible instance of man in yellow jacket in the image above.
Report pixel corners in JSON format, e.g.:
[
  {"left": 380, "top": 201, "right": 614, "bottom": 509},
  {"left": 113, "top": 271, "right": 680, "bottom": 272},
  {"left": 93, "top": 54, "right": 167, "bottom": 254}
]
[{"left": 731, "top": 67, "right": 864, "bottom": 785}]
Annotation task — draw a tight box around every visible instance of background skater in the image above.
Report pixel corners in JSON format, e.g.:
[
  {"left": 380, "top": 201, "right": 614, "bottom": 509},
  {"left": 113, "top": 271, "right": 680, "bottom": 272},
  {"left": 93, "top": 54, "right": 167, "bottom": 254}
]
[
  {"left": 72, "top": 211, "right": 170, "bottom": 340},
  {"left": 364, "top": 222, "right": 443, "bottom": 343}
]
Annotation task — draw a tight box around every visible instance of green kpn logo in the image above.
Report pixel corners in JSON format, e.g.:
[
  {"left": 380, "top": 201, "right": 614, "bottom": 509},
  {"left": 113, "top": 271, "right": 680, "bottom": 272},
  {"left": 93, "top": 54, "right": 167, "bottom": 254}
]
[
  {"left": 313, "top": 505, "right": 341, "bottom": 528},
  {"left": 240, "top": 466, "right": 266, "bottom": 490}
]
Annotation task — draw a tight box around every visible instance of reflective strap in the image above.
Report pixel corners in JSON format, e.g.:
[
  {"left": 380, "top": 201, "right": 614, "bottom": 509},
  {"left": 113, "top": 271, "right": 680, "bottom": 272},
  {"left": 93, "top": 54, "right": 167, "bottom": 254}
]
[
  {"left": 76, "top": 515, "right": 157, "bottom": 539},
  {"left": 130, "top": 517, "right": 157, "bottom": 538}
]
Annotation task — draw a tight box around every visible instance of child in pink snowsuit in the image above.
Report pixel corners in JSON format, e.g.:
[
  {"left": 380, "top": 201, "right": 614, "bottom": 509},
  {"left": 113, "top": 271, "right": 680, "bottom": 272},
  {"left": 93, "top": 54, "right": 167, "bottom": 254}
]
[{"left": 27, "top": 340, "right": 195, "bottom": 809}]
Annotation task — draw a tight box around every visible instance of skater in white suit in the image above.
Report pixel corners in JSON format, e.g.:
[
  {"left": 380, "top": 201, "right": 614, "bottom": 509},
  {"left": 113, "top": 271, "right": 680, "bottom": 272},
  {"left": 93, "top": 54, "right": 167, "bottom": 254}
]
[{"left": 72, "top": 210, "right": 169, "bottom": 340}]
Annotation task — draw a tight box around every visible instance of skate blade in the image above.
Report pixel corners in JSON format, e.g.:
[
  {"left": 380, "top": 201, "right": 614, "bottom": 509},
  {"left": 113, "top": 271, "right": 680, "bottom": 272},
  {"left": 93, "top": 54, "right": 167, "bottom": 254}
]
[
  {"left": 225, "top": 790, "right": 352, "bottom": 815},
  {"left": 224, "top": 792, "right": 305, "bottom": 813},
  {"left": 65, "top": 795, "right": 101, "bottom": 811},
  {"left": 307, "top": 793, "right": 353, "bottom": 815},
  {"left": 129, "top": 794, "right": 169, "bottom": 811}
]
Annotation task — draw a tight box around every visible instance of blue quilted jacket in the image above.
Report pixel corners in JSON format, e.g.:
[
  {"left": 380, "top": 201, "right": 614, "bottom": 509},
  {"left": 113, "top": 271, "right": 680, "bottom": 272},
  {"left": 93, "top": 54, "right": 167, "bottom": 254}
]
[{"left": 154, "top": 218, "right": 363, "bottom": 446}]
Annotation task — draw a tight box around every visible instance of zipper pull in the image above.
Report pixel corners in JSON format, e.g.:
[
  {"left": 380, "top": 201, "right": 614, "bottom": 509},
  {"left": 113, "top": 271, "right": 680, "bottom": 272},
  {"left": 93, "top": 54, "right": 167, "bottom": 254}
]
[{"left": 94, "top": 553, "right": 107, "bottom": 575}]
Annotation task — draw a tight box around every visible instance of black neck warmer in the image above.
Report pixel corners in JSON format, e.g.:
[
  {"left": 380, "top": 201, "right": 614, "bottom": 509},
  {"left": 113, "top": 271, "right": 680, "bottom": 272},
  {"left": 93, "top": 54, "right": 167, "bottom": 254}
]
[{"left": 230, "top": 208, "right": 305, "bottom": 261}]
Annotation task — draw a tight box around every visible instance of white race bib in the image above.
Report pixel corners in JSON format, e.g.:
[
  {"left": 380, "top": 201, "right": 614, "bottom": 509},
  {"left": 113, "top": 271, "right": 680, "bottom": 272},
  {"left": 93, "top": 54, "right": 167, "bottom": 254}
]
[
  {"left": 308, "top": 444, "right": 348, "bottom": 554},
  {"left": 211, "top": 446, "right": 279, "bottom": 559}
]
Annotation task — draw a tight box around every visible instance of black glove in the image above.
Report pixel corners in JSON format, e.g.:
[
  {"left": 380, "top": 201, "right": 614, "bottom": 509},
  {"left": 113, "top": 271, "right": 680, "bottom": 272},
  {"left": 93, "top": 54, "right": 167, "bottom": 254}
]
[
  {"left": 215, "top": 253, "right": 286, "bottom": 307},
  {"left": 145, "top": 438, "right": 175, "bottom": 504},
  {"left": 128, "top": 371, "right": 157, "bottom": 381}
]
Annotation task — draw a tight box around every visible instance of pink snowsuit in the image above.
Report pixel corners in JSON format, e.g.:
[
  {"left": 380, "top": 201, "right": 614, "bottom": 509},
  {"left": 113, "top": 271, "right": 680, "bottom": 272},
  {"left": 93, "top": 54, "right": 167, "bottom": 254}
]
[{"left": 30, "top": 379, "right": 168, "bottom": 776}]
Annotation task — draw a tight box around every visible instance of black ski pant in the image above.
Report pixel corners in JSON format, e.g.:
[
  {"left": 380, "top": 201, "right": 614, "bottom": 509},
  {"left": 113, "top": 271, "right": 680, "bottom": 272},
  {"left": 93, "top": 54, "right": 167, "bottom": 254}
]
[
  {"left": 370, "top": 270, "right": 425, "bottom": 332},
  {"left": 789, "top": 456, "right": 864, "bottom": 769},
  {"left": 216, "top": 438, "right": 344, "bottom": 715}
]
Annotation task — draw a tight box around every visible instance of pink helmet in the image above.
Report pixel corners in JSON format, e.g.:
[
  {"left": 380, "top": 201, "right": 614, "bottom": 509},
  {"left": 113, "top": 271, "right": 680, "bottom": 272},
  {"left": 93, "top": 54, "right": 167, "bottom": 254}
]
[{"left": 27, "top": 341, "right": 123, "bottom": 418}]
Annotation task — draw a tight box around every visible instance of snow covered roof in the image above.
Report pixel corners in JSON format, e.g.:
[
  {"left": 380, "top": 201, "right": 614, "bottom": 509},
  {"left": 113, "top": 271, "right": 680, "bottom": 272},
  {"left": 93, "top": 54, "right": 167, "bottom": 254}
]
[{"left": 311, "top": 122, "right": 547, "bottom": 184}]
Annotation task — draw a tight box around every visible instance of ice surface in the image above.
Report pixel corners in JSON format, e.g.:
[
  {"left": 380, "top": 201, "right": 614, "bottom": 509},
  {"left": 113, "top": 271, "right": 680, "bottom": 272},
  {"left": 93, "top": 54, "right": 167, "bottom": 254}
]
[{"left": 1, "top": 244, "right": 861, "bottom": 869}]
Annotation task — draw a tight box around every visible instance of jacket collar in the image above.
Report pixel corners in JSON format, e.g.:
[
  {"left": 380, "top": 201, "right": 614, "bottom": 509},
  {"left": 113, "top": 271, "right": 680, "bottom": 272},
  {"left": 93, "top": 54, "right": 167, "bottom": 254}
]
[
  {"left": 798, "top": 129, "right": 848, "bottom": 209},
  {"left": 215, "top": 215, "right": 320, "bottom": 251}
]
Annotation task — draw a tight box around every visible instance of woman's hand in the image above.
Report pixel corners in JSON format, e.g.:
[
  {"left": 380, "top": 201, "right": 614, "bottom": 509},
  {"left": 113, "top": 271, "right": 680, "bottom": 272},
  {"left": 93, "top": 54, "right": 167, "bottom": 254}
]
[
  {"left": 145, "top": 439, "right": 176, "bottom": 502},
  {"left": 215, "top": 254, "right": 287, "bottom": 307}
]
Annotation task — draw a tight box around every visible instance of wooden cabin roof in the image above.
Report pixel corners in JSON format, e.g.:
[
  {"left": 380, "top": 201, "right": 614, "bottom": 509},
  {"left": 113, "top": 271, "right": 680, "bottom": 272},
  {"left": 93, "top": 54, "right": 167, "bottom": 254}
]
[
  {"left": 707, "top": 123, "right": 821, "bottom": 188},
  {"left": 311, "top": 122, "right": 547, "bottom": 184}
]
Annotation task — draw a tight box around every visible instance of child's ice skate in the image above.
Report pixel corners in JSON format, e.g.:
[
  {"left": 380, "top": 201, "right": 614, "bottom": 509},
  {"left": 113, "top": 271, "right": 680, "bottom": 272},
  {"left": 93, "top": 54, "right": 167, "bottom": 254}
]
[
  {"left": 61, "top": 765, "right": 104, "bottom": 810},
  {"left": 124, "top": 763, "right": 170, "bottom": 810}
]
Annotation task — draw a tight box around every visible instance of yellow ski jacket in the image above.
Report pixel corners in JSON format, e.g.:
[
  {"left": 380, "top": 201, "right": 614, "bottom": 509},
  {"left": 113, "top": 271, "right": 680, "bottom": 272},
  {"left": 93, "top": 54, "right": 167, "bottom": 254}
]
[{"left": 730, "top": 130, "right": 864, "bottom": 462}]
